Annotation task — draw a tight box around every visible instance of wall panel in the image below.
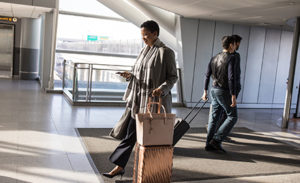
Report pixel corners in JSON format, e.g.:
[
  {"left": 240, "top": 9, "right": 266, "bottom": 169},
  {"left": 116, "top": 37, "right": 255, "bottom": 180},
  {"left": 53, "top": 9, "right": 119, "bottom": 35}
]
[
  {"left": 178, "top": 17, "right": 299, "bottom": 108},
  {"left": 242, "top": 27, "right": 266, "bottom": 103},
  {"left": 232, "top": 25, "right": 250, "bottom": 103},
  {"left": 292, "top": 40, "right": 300, "bottom": 104},
  {"left": 180, "top": 18, "right": 199, "bottom": 103},
  {"left": 258, "top": 29, "right": 281, "bottom": 103},
  {"left": 273, "top": 31, "right": 293, "bottom": 104},
  {"left": 212, "top": 21, "right": 233, "bottom": 56},
  {"left": 191, "top": 20, "right": 215, "bottom": 102}
]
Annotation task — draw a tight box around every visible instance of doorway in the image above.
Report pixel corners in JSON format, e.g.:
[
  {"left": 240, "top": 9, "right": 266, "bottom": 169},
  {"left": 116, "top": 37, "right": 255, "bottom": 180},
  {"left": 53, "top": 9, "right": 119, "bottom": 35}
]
[{"left": 0, "top": 24, "right": 14, "bottom": 78}]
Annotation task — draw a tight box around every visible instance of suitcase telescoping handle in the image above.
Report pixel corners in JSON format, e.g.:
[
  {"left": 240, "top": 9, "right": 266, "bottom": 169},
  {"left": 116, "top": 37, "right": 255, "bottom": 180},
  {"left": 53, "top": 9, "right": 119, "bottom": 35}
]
[
  {"left": 183, "top": 98, "right": 208, "bottom": 124},
  {"left": 188, "top": 100, "right": 208, "bottom": 124}
]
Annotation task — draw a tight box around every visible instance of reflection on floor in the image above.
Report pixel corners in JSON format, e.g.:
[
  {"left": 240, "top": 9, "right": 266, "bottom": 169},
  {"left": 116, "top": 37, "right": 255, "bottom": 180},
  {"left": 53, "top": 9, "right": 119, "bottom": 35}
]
[{"left": 0, "top": 79, "right": 299, "bottom": 183}]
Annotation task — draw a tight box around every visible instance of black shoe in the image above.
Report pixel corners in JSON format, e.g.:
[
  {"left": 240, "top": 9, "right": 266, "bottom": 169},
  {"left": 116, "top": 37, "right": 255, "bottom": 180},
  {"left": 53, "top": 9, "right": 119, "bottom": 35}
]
[
  {"left": 209, "top": 139, "right": 226, "bottom": 153},
  {"left": 205, "top": 144, "right": 217, "bottom": 151},
  {"left": 102, "top": 169, "right": 125, "bottom": 179},
  {"left": 223, "top": 136, "right": 235, "bottom": 143}
]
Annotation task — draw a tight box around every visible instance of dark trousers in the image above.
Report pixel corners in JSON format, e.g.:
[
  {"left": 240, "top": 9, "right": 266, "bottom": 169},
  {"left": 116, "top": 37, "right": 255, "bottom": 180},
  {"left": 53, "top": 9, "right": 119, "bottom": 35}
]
[{"left": 109, "top": 117, "right": 136, "bottom": 168}]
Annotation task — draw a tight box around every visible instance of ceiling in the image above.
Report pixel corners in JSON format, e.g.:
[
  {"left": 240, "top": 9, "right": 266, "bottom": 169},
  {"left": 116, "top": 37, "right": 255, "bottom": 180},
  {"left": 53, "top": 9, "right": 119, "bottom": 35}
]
[
  {"left": 138, "top": 0, "right": 300, "bottom": 28},
  {"left": 0, "top": 2, "right": 52, "bottom": 18}
]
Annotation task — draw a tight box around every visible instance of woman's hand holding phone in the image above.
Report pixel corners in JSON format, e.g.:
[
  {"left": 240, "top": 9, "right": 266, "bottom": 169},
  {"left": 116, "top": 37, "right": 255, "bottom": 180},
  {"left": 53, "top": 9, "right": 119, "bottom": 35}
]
[{"left": 116, "top": 71, "right": 132, "bottom": 79}]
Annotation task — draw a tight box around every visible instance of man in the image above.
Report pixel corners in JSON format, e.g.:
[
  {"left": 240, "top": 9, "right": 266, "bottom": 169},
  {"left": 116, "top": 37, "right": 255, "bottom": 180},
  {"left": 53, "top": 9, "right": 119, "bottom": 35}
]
[
  {"left": 214, "top": 35, "right": 242, "bottom": 142},
  {"left": 201, "top": 36, "right": 238, "bottom": 153},
  {"left": 232, "top": 34, "right": 242, "bottom": 98}
]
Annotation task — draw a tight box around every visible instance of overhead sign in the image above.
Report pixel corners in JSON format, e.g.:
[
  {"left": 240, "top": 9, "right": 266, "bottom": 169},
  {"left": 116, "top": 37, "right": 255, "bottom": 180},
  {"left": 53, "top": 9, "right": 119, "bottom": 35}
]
[
  {"left": 0, "top": 17, "right": 17, "bottom": 22},
  {"left": 87, "top": 35, "right": 98, "bottom": 41},
  {"left": 99, "top": 36, "right": 109, "bottom": 40},
  {"left": 87, "top": 35, "right": 109, "bottom": 41}
]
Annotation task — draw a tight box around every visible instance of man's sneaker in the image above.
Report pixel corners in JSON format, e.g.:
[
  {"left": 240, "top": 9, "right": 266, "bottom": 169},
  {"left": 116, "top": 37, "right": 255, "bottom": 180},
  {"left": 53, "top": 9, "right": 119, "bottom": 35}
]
[
  {"left": 223, "top": 136, "right": 235, "bottom": 143},
  {"left": 205, "top": 144, "right": 217, "bottom": 151},
  {"left": 209, "top": 139, "right": 226, "bottom": 153}
]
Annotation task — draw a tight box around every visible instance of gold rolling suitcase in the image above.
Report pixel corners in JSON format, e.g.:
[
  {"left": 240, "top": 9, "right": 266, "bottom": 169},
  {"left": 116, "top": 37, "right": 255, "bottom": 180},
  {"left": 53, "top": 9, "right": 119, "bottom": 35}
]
[{"left": 133, "top": 144, "right": 173, "bottom": 183}]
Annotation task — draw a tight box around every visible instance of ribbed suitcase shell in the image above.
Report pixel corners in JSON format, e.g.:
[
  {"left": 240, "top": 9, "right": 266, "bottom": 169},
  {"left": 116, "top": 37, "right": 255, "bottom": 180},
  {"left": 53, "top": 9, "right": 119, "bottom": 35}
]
[{"left": 133, "top": 144, "right": 173, "bottom": 183}]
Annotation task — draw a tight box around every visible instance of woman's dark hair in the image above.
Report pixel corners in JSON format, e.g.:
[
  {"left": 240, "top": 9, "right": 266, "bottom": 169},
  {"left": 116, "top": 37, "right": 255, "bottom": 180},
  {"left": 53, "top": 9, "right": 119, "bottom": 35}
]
[
  {"left": 222, "top": 36, "right": 234, "bottom": 49},
  {"left": 232, "top": 34, "right": 242, "bottom": 43},
  {"left": 140, "top": 20, "right": 160, "bottom": 36}
]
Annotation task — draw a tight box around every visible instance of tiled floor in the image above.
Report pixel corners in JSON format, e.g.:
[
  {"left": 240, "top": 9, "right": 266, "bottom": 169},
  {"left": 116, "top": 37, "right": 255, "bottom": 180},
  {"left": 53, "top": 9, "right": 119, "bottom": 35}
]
[{"left": 0, "top": 79, "right": 299, "bottom": 183}]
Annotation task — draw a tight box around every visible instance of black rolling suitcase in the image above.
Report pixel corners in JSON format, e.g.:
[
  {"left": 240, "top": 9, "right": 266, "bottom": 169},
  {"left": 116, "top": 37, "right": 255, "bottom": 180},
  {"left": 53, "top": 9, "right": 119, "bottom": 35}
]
[{"left": 173, "top": 99, "right": 208, "bottom": 146}]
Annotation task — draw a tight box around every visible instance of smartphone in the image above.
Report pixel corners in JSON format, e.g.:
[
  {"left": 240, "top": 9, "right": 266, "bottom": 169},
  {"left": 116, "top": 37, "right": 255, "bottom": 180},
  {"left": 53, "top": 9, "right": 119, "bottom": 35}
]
[{"left": 115, "top": 72, "right": 122, "bottom": 75}]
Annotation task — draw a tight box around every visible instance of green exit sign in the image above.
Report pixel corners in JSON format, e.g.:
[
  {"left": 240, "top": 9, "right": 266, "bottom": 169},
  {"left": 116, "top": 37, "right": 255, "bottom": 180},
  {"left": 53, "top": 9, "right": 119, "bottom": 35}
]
[{"left": 87, "top": 35, "right": 98, "bottom": 41}]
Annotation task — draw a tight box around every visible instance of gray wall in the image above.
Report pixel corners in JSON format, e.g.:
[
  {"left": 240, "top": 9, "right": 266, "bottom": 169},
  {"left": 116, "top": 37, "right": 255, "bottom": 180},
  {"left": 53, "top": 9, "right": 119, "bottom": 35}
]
[
  {"left": 19, "top": 18, "right": 41, "bottom": 79},
  {"left": 177, "top": 17, "right": 300, "bottom": 108},
  {"left": 39, "top": 11, "right": 56, "bottom": 89},
  {"left": 13, "top": 21, "right": 22, "bottom": 76}
]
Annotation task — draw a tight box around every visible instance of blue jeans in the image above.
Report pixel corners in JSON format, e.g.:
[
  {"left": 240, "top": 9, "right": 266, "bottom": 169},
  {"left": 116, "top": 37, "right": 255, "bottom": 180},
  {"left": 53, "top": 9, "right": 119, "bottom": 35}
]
[
  {"left": 214, "top": 88, "right": 240, "bottom": 130},
  {"left": 206, "top": 88, "right": 238, "bottom": 145}
]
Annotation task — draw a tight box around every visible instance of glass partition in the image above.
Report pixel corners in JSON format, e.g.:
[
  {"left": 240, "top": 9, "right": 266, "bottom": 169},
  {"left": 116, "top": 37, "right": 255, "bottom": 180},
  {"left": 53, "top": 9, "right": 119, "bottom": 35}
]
[
  {"left": 62, "top": 58, "right": 180, "bottom": 103},
  {"left": 63, "top": 58, "right": 132, "bottom": 102}
]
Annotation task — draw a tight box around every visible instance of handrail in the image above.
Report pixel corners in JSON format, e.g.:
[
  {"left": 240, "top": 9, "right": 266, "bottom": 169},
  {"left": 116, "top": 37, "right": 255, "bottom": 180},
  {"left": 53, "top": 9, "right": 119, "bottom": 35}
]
[
  {"left": 64, "top": 59, "right": 133, "bottom": 68},
  {"left": 62, "top": 59, "right": 182, "bottom": 104},
  {"left": 56, "top": 49, "right": 138, "bottom": 59},
  {"left": 63, "top": 59, "right": 132, "bottom": 102}
]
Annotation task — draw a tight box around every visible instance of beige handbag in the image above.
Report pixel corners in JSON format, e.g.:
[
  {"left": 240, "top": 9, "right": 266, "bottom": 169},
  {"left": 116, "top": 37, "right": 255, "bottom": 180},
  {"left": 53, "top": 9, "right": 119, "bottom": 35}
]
[{"left": 136, "top": 97, "right": 176, "bottom": 146}]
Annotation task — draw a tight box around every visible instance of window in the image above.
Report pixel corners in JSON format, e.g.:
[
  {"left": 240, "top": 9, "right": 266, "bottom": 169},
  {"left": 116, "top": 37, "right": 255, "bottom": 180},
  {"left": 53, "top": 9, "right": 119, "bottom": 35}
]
[
  {"left": 56, "top": 14, "right": 142, "bottom": 56},
  {"left": 54, "top": 0, "right": 142, "bottom": 91},
  {"left": 59, "top": 0, "right": 122, "bottom": 18},
  {"left": 54, "top": 0, "right": 179, "bottom": 103}
]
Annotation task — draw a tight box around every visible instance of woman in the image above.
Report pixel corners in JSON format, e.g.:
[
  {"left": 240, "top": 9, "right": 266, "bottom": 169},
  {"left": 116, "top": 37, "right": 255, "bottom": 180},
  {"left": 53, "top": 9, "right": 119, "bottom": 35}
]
[{"left": 102, "top": 20, "right": 178, "bottom": 178}]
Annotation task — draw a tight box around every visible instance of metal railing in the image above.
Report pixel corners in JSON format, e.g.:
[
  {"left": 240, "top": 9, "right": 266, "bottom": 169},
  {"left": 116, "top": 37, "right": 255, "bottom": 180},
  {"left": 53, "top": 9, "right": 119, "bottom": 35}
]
[{"left": 62, "top": 59, "right": 183, "bottom": 105}]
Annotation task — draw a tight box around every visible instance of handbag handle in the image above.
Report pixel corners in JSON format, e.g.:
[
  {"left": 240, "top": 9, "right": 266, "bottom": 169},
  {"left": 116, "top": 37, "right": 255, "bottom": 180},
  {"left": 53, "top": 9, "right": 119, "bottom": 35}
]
[
  {"left": 147, "top": 97, "right": 162, "bottom": 114},
  {"left": 146, "top": 97, "right": 167, "bottom": 118},
  {"left": 146, "top": 97, "right": 167, "bottom": 133}
]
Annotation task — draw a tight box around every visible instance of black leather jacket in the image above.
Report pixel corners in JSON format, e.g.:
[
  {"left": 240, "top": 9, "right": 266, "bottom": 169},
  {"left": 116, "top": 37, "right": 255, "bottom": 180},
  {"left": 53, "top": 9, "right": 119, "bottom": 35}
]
[
  {"left": 204, "top": 51, "right": 236, "bottom": 95},
  {"left": 211, "top": 52, "right": 232, "bottom": 89}
]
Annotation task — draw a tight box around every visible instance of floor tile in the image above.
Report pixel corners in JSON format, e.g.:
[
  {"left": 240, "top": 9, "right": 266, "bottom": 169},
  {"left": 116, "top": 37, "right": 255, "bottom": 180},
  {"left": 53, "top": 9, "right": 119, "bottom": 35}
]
[{"left": 0, "top": 79, "right": 299, "bottom": 183}]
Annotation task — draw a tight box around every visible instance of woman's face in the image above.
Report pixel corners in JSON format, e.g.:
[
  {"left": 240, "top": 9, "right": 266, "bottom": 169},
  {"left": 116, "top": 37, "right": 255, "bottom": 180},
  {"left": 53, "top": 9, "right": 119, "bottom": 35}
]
[{"left": 141, "top": 27, "right": 158, "bottom": 46}]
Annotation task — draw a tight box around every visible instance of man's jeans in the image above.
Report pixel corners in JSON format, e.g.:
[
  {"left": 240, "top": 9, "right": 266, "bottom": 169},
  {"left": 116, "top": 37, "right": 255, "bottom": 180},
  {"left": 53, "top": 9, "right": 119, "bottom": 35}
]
[
  {"left": 206, "top": 88, "right": 238, "bottom": 145},
  {"left": 214, "top": 88, "right": 240, "bottom": 130}
]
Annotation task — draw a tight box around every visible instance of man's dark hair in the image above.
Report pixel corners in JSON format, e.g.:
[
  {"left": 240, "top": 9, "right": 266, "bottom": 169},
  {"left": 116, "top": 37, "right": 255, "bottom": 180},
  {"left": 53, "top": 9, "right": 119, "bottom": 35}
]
[
  {"left": 222, "top": 36, "right": 234, "bottom": 49},
  {"left": 232, "top": 34, "right": 242, "bottom": 43},
  {"left": 140, "top": 20, "right": 160, "bottom": 36}
]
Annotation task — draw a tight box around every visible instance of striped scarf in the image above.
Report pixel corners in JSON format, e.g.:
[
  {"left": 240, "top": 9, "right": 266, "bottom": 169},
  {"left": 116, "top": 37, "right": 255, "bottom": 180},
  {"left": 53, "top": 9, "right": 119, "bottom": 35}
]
[{"left": 123, "top": 39, "right": 164, "bottom": 119}]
